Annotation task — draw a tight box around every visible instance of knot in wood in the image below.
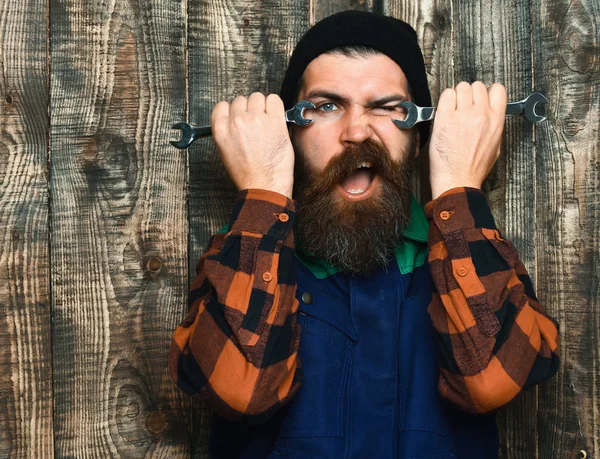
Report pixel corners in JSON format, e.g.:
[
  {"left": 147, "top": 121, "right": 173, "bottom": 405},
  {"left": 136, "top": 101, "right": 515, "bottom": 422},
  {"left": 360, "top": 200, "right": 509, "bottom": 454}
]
[
  {"left": 147, "top": 257, "right": 163, "bottom": 273},
  {"left": 146, "top": 410, "right": 167, "bottom": 435}
]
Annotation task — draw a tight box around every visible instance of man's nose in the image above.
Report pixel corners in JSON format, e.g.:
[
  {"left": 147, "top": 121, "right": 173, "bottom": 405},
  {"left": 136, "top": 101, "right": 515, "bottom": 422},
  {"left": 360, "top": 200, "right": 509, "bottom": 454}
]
[{"left": 339, "top": 108, "right": 373, "bottom": 145}]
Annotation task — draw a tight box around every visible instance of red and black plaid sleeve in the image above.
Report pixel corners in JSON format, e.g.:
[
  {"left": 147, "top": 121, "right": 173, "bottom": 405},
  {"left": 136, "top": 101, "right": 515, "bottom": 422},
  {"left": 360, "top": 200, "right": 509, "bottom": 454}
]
[
  {"left": 424, "top": 187, "right": 560, "bottom": 413},
  {"left": 169, "top": 189, "right": 302, "bottom": 424}
]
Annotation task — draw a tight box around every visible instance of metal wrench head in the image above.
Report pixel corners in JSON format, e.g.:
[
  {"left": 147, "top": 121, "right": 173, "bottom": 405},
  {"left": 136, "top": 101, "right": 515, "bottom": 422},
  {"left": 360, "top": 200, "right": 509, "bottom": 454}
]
[
  {"left": 523, "top": 92, "right": 548, "bottom": 123},
  {"left": 391, "top": 101, "right": 420, "bottom": 129},
  {"left": 286, "top": 100, "right": 316, "bottom": 126},
  {"left": 170, "top": 122, "right": 195, "bottom": 149}
]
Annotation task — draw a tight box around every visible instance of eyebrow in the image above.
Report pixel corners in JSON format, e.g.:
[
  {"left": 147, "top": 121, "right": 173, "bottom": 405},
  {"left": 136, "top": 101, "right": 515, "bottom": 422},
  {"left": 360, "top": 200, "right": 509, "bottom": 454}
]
[{"left": 304, "top": 90, "right": 409, "bottom": 107}]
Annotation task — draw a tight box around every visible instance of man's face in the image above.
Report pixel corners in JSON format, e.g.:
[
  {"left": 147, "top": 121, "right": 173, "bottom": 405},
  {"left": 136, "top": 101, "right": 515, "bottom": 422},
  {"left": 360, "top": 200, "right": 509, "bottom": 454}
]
[
  {"left": 292, "top": 52, "right": 417, "bottom": 195},
  {"left": 290, "top": 52, "right": 419, "bottom": 276}
]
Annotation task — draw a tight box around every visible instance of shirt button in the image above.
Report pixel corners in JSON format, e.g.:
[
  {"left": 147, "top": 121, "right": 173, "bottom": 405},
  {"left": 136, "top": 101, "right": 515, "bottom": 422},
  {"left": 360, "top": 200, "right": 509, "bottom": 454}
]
[
  {"left": 301, "top": 292, "right": 314, "bottom": 305},
  {"left": 456, "top": 267, "right": 468, "bottom": 277},
  {"left": 278, "top": 213, "right": 290, "bottom": 222},
  {"left": 440, "top": 210, "right": 451, "bottom": 221},
  {"left": 262, "top": 272, "right": 273, "bottom": 282}
]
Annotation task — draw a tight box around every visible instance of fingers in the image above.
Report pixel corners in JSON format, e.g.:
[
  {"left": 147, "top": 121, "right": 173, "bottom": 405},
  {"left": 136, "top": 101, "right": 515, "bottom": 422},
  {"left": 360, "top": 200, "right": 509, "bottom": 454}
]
[
  {"left": 266, "top": 94, "right": 285, "bottom": 116},
  {"left": 444, "top": 81, "right": 505, "bottom": 115},
  {"left": 211, "top": 100, "right": 230, "bottom": 125},
  {"left": 247, "top": 92, "right": 266, "bottom": 113},
  {"left": 488, "top": 83, "right": 507, "bottom": 116},
  {"left": 455, "top": 82, "right": 473, "bottom": 109},
  {"left": 471, "top": 81, "right": 489, "bottom": 108},
  {"left": 230, "top": 95, "right": 248, "bottom": 114},
  {"left": 437, "top": 87, "right": 457, "bottom": 115},
  {"left": 217, "top": 92, "right": 272, "bottom": 116}
]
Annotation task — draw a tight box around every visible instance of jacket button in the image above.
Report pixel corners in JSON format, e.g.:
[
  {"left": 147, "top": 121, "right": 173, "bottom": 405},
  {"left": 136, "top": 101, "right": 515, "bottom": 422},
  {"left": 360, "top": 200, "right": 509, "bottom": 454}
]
[
  {"left": 440, "top": 210, "right": 451, "bottom": 220},
  {"left": 456, "top": 266, "right": 468, "bottom": 277},
  {"left": 278, "top": 213, "right": 289, "bottom": 222},
  {"left": 262, "top": 272, "right": 272, "bottom": 282},
  {"left": 301, "top": 292, "right": 313, "bottom": 305}
]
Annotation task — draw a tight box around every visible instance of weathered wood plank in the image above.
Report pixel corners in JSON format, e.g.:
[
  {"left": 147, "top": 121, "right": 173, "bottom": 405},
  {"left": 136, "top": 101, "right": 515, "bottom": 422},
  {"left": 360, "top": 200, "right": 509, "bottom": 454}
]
[
  {"left": 531, "top": 0, "right": 600, "bottom": 457},
  {"left": 311, "top": 0, "right": 374, "bottom": 24},
  {"left": 187, "top": 1, "right": 309, "bottom": 456},
  {"left": 0, "top": 0, "right": 52, "bottom": 457},
  {"left": 446, "top": 1, "right": 540, "bottom": 457},
  {"left": 383, "top": 0, "right": 454, "bottom": 203},
  {"left": 49, "top": 0, "right": 189, "bottom": 456}
]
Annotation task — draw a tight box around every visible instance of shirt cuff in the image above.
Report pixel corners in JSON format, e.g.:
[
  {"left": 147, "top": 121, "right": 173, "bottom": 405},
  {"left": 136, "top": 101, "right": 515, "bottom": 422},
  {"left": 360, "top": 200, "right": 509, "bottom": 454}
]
[
  {"left": 424, "top": 187, "right": 497, "bottom": 234},
  {"left": 228, "top": 189, "right": 297, "bottom": 239}
]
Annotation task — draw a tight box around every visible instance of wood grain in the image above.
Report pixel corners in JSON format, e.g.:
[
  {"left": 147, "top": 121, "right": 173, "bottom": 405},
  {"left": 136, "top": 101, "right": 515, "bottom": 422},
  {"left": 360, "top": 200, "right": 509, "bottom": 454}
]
[
  {"left": 311, "top": 0, "right": 374, "bottom": 24},
  {"left": 446, "top": 1, "right": 540, "bottom": 457},
  {"left": 383, "top": 0, "right": 454, "bottom": 203},
  {"left": 186, "top": 1, "right": 309, "bottom": 456},
  {"left": 0, "top": 0, "right": 52, "bottom": 457},
  {"left": 49, "top": 0, "right": 189, "bottom": 456},
  {"left": 0, "top": 0, "right": 595, "bottom": 455},
  {"left": 532, "top": 0, "right": 599, "bottom": 457}
]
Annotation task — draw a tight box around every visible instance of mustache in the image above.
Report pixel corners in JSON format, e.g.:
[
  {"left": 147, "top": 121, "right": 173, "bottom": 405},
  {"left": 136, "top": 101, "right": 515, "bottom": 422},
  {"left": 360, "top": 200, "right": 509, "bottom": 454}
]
[{"left": 296, "top": 137, "right": 414, "bottom": 197}]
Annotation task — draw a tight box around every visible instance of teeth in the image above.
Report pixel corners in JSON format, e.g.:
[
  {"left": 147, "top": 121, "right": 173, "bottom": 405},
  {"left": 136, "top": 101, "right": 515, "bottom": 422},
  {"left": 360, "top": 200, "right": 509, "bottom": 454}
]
[
  {"left": 358, "top": 161, "right": 372, "bottom": 168},
  {"left": 347, "top": 189, "right": 365, "bottom": 194}
]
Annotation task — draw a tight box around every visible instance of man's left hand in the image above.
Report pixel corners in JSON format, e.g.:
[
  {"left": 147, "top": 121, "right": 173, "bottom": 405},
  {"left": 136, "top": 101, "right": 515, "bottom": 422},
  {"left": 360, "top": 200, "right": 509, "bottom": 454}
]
[{"left": 428, "top": 81, "right": 507, "bottom": 200}]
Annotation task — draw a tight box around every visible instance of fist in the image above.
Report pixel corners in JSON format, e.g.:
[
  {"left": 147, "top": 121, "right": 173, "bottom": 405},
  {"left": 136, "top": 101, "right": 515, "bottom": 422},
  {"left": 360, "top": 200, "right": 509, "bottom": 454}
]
[
  {"left": 428, "top": 81, "right": 507, "bottom": 199},
  {"left": 211, "top": 93, "right": 295, "bottom": 198}
]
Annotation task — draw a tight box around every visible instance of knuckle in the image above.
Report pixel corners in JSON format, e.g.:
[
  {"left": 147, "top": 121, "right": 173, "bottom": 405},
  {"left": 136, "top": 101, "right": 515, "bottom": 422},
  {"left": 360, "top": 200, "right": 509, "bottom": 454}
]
[
  {"left": 231, "top": 115, "right": 245, "bottom": 127},
  {"left": 456, "top": 81, "right": 471, "bottom": 90},
  {"left": 441, "top": 88, "right": 455, "bottom": 98},
  {"left": 213, "top": 116, "right": 228, "bottom": 133},
  {"left": 212, "top": 100, "right": 228, "bottom": 112}
]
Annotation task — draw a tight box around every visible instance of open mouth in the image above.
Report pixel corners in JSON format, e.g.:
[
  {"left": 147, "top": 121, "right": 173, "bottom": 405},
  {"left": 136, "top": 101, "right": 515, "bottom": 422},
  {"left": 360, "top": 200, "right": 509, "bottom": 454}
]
[{"left": 337, "top": 161, "right": 379, "bottom": 201}]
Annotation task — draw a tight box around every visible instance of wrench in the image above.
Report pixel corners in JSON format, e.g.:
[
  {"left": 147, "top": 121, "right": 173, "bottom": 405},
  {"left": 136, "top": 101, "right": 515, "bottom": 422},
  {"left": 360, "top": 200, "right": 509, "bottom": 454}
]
[
  {"left": 392, "top": 92, "right": 548, "bottom": 130},
  {"left": 170, "top": 100, "right": 316, "bottom": 149}
]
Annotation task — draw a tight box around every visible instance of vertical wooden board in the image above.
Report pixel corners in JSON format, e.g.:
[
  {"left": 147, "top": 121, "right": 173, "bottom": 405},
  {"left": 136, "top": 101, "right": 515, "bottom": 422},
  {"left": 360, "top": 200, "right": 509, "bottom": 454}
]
[
  {"left": 0, "top": 0, "right": 52, "bottom": 457},
  {"left": 50, "top": 0, "right": 190, "bottom": 456},
  {"left": 384, "top": 0, "right": 454, "bottom": 107},
  {"left": 531, "top": 0, "right": 600, "bottom": 457},
  {"left": 311, "top": 0, "right": 374, "bottom": 24},
  {"left": 383, "top": 0, "right": 454, "bottom": 203},
  {"left": 448, "top": 1, "right": 540, "bottom": 457},
  {"left": 187, "top": 1, "right": 309, "bottom": 456}
]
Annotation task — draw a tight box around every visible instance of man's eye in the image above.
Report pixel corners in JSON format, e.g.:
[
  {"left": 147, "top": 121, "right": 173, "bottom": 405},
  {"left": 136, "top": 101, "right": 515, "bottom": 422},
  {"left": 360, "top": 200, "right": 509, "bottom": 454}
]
[
  {"left": 317, "top": 102, "right": 340, "bottom": 112},
  {"left": 377, "top": 105, "right": 401, "bottom": 112},
  {"left": 372, "top": 105, "right": 407, "bottom": 117}
]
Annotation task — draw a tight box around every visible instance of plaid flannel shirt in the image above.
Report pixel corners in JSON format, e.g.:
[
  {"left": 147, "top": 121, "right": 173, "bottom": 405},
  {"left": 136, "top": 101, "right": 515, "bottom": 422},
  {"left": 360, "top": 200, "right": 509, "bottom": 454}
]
[{"left": 169, "top": 187, "right": 560, "bottom": 421}]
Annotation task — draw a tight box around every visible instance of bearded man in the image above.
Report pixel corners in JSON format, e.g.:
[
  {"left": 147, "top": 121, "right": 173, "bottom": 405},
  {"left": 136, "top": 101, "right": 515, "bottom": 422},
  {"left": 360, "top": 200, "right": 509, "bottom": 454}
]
[{"left": 169, "top": 11, "right": 560, "bottom": 459}]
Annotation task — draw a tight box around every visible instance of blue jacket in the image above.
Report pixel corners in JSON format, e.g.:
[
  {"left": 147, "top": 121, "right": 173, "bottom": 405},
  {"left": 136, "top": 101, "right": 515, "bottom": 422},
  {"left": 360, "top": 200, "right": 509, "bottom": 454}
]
[{"left": 209, "top": 198, "right": 499, "bottom": 458}]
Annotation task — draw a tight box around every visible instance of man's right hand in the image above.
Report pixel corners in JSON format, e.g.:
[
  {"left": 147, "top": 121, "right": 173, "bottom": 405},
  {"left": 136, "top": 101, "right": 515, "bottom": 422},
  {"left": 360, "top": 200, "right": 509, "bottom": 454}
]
[{"left": 211, "top": 93, "right": 295, "bottom": 199}]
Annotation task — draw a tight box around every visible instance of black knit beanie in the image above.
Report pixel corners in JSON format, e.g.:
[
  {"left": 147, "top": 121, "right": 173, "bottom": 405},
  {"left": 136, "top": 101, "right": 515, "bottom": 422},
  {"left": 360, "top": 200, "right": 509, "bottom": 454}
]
[{"left": 280, "top": 10, "right": 431, "bottom": 148}]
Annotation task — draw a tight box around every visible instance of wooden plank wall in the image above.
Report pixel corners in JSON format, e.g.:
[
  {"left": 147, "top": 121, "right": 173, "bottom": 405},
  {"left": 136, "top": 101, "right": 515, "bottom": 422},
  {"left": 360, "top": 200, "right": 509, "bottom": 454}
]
[
  {"left": 0, "top": 0, "right": 52, "bottom": 457},
  {"left": 0, "top": 0, "right": 597, "bottom": 457}
]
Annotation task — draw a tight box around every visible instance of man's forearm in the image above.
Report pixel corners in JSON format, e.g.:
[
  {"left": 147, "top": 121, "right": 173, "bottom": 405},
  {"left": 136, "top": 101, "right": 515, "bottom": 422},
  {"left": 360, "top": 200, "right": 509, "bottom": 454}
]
[
  {"left": 168, "top": 189, "right": 302, "bottom": 423},
  {"left": 425, "top": 187, "right": 560, "bottom": 413}
]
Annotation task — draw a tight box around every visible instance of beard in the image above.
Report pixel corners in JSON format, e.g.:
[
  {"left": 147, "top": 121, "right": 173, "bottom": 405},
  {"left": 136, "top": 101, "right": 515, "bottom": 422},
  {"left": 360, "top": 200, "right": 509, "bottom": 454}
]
[{"left": 293, "top": 136, "right": 417, "bottom": 277}]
